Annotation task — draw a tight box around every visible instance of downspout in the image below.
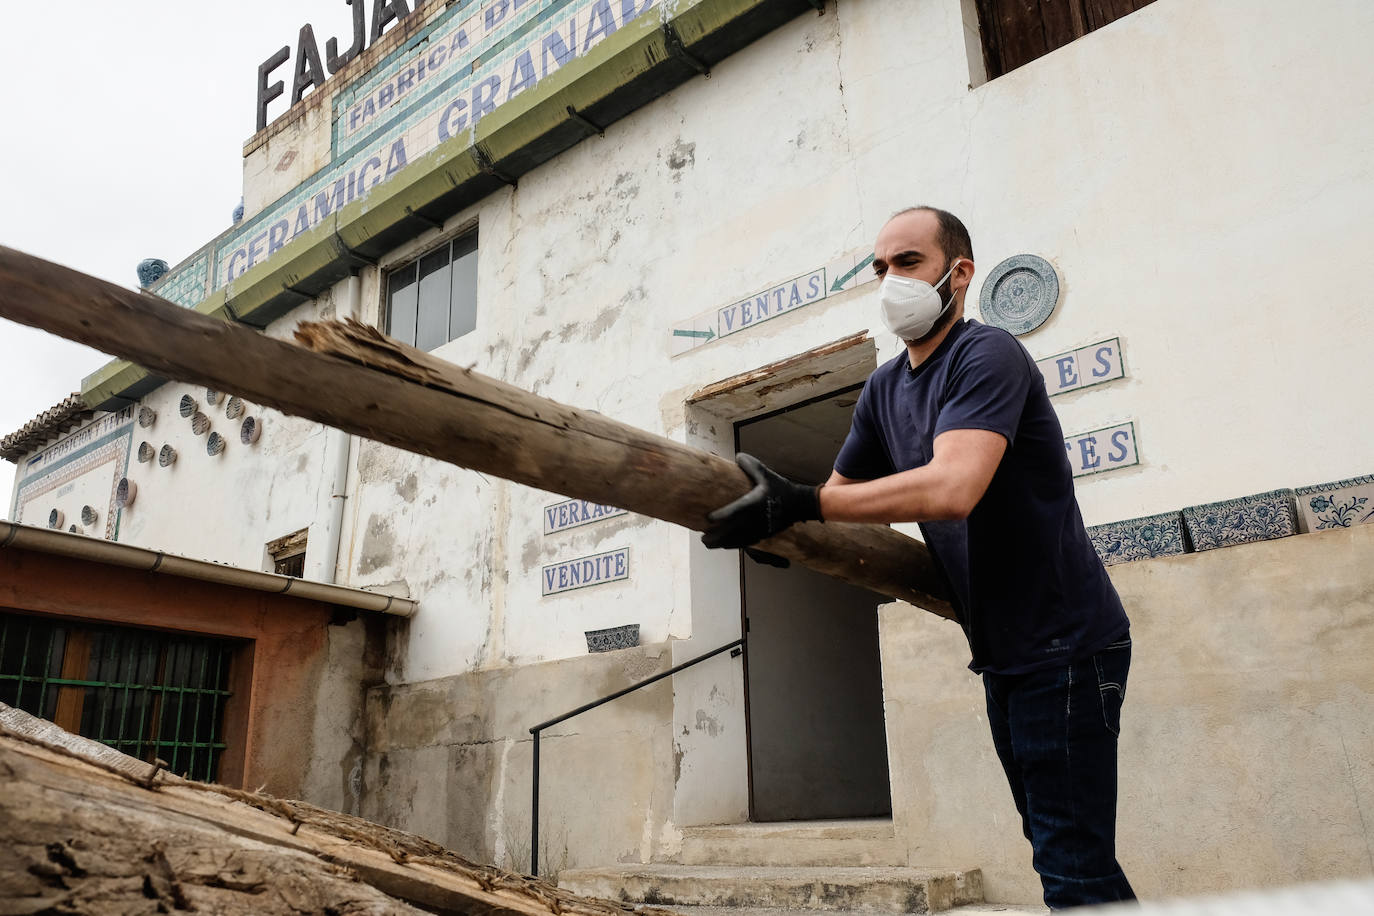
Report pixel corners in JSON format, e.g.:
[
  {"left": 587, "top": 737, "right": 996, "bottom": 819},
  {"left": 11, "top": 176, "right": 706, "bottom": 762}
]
[{"left": 315, "top": 271, "right": 361, "bottom": 584}]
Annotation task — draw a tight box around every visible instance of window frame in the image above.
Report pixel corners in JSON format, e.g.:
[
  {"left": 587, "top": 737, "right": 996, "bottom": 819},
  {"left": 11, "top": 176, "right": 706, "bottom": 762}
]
[
  {"left": 0, "top": 610, "right": 240, "bottom": 782},
  {"left": 383, "top": 228, "right": 479, "bottom": 351}
]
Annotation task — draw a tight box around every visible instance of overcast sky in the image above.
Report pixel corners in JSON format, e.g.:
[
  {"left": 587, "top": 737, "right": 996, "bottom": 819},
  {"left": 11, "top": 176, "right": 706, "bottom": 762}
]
[{"left": 1, "top": 0, "right": 346, "bottom": 510}]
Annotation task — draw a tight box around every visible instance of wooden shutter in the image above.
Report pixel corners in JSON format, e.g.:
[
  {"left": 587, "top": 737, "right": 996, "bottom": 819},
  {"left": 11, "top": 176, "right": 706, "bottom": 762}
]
[{"left": 975, "top": 0, "right": 1159, "bottom": 79}]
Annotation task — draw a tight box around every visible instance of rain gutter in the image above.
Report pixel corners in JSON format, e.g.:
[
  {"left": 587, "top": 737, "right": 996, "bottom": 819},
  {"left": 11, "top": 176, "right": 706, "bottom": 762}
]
[{"left": 0, "top": 521, "right": 416, "bottom": 617}]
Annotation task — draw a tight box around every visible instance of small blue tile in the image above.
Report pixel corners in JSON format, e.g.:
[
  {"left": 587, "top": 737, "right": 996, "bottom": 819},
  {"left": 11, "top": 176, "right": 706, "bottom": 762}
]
[
  {"left": 1088, "top": 511, "right": 1187, "bottom": 566},
  {"left": 1294, "top": 474, "right": 1374, "bottom": 532},
  {"left": 585, "top": 624, "right": 639, "bottom": 654},
  {"left": 1182, "top": 489, "right": 1297, "bottom": 552}
]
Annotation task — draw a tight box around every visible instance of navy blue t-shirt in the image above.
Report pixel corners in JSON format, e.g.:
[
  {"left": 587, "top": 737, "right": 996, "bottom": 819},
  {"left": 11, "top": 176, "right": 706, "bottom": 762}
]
[{"left": 834, "top": 319, "right": 1128, "bottom": 675}]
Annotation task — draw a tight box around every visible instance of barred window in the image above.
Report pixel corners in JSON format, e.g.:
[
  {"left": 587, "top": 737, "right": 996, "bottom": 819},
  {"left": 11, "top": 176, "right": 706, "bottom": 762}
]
[
  {"left": 386, "top": 231, "right": 479, "bottom": 350},
  {"left": 0, "top": 611, "right": 238, "bottom": 782}
]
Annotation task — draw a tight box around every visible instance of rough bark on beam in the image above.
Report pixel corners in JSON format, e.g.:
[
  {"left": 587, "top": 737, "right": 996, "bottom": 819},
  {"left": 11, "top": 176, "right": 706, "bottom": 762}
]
[
  {"left": 0, "top": 709, "right": 668, "bottom": 915},
  {"left": 0, "top": 246, "right": 953, "bottom": 617}
]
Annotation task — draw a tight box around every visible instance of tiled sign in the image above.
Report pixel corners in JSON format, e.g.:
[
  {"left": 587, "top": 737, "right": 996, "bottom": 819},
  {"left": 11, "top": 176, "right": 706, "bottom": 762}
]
[
  {"left": 12, "top": 407, "right": 135, "bottom": 538},
  {"left": 1065, "top": 421, "right": 1138, "bottom": 478},
  {"left": 543, "top": 497, "right": 627, "bottom": 534},
  {"left": 1036, "top": 338, "right": 1125, "bottom": 396},
  {"left": 149, "top": 249, "right": 211, "bottom": 309},
  {"left": 216, "top": 0, "right": 662, "bottom": 287},
  {"left": 542, "top": 546, "right": 630, "bottom": 596},
  {"left": 670, "top": 249, "right": 877, "bottom": 356}
]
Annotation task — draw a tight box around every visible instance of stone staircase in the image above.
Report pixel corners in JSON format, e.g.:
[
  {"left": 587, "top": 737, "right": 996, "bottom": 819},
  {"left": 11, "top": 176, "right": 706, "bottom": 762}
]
[{"left": 559, "top": 819, "right": 1035, "bottom": 915}]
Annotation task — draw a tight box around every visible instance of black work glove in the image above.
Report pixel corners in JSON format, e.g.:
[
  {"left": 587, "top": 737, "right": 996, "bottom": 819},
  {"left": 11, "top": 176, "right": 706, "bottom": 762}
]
[
  {"left": 701, "top": 453, "right": 822, "bottom": 550},
  {"left": 744, "top": 547, "right": 790, "bottom": 569}
]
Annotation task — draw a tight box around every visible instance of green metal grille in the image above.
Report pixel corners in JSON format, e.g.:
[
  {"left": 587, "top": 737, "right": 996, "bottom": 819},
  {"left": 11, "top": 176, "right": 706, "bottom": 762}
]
[{"left": 0, "top": 610, "right": 236, "bottom": 782}]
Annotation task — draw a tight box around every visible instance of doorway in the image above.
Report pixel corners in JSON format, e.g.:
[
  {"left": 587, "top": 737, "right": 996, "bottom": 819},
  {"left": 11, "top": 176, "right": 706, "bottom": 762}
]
[{"left": 736, "top": 386, "right": 892, "bottom": 821}]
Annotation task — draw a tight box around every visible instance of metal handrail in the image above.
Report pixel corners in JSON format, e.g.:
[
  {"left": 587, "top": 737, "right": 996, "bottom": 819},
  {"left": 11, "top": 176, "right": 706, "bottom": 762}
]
[{"left": 528, "top": 637, "right": 745, "bottom": 875}]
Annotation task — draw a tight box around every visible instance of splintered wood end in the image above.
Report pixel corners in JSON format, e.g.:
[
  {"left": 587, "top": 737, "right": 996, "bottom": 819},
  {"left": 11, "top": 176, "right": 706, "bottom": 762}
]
[{"left": 294, "top": 318, "right": 445, "bottom": 388}]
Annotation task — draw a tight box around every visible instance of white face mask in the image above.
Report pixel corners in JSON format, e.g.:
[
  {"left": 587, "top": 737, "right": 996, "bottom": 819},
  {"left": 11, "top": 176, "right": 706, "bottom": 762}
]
[{"left": 878, "top": 259, "right": 962, "bottom": 341}]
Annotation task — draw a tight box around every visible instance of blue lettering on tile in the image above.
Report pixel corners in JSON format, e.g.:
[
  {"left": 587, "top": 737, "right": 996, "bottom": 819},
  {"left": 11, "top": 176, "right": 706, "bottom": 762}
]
[
  {"left": 1065, "top": 421, "right": 1138, "bottom": 478},
  {"left": 215, "top": 0, "right": 664, "bottom": 288},
  {"left": 542, "top": 546, "right": 631, "bottom": 596},
  {"left": 544, "top": 497, "right": 628, "bottom": 534},
  {"left": 1078, "top": 436, "right": 1100, "bottom": 470},
  {"left": 715, "top": 268, "right": 826, "bottom": 340},
  {"left": 1092, "top": 343, "right": 1117, "bottom": 378},
  {"left": 1036, "top": 338, "right": 1124, "bottom": 397},
  {"left": 1056, "top": 355, "right": 1079, "bottom": 389}
]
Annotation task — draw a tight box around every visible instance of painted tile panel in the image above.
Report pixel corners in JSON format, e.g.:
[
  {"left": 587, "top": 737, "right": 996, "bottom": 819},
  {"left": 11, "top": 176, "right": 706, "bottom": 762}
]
[
  {"left": 1294, "top": 474, "right": 1374, "bottom": 532},
  {"left": 1035, "top": 337, "right": 1125, "bottom": 397},
  {"left": 543, "top": 497, "right": 627, "bottom": 534},
  {"left": 1088, "top": 511, "right": 1186, "bottom": 566},
  {"left": 1065, "top": 421, "right": 1138, "bottom": 478},
  {"left": 585, "top": 623, "right": 640, "bottom": 653},
  {"left": 542, "top": 546, "right": 630, "bottom": 596},
  {"left": 1182, "top": 489, "right": 1297, "bottom": 551}
]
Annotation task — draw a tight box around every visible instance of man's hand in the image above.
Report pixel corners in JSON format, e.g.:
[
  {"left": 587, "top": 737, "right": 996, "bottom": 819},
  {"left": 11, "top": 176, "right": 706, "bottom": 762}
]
[{"left": 701, "top": 453, "right": 822, "bottom": 550}]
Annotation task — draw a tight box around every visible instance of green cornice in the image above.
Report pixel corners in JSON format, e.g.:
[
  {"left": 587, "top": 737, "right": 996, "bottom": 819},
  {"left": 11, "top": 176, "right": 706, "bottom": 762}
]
[{"left": 83, "top": 0, "right": 816, "bottom": 410}]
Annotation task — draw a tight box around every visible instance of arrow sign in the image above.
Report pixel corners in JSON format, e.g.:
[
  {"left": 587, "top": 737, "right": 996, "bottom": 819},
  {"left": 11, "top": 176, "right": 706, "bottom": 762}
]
[
  {"left": 672, "top": 327, "right": 715, "bottom": 341},
  {"left": 831, "top": 253, "right": 875, "bottom": 292}
]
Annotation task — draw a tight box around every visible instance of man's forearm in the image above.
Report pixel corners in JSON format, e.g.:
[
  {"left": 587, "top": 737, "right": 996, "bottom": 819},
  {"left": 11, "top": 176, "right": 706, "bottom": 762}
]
[{"left": 819, "top": 466, "right": 969, "bottom": 523}]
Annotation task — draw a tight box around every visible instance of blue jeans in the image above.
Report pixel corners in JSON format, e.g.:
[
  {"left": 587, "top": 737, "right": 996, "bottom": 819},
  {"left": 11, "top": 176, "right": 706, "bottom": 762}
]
[{"left": 983, "top": 636, "right": 1136, "bottom": 910}]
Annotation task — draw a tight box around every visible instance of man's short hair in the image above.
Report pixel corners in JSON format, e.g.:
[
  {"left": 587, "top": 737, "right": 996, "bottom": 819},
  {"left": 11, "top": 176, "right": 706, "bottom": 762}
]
[{"left": 893, "top": 206, "right": 974, "bottom": 264}]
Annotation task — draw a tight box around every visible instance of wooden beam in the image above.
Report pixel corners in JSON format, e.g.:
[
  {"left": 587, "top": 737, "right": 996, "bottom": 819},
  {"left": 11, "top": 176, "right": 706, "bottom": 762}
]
[
  {"left": 0, "top": 719, "right": 668, "bottom": 915},
  {"left": 0, "top": 246, "right": 953, "bottom": 617}
]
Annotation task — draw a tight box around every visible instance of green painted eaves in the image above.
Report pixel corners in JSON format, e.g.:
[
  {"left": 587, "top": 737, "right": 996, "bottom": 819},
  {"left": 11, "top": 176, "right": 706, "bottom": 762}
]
[{"left": 83, "top": 0, "right": 817, "bottom": 410}]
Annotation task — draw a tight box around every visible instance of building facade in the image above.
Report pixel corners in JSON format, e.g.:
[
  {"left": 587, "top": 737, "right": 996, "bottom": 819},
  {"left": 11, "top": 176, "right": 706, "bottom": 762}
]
[{"left": 6, "top": 0, "right": 1374, "bottom": 902}]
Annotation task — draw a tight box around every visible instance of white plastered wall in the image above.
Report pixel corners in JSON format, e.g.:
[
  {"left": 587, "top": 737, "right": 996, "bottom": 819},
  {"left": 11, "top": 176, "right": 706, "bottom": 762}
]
[
  {"left": 338, "top": 0, "right": 1374, "bottom": 679},
  {"left": 13, "top": 0, "right": 1374, "bottom": 856}
]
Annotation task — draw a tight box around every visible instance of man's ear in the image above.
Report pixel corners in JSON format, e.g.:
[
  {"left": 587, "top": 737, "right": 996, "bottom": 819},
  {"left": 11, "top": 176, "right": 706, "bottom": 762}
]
[{"left": 952, "top": 258, "right": 975, "bottom": 296}]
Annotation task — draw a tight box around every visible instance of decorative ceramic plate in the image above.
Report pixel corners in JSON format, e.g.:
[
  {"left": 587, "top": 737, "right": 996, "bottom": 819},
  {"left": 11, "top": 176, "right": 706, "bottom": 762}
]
[{"left": 978, "top": 254, "right": 1060, "bottom": 336}]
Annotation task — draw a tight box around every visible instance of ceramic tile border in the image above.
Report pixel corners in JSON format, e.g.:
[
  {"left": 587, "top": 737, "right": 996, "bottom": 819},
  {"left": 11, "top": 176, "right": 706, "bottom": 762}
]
[
  {"left": 585, "top": 623, "right": 640, "bottom": 653},
  {"left": 1294, "top": 473, "right": 1374, "bottom": 532},
  {"left": 1088, "top": 511, "right": 1187, "bottom": 567},
  {"left": 1181, "top": 488, "right": 1297, "bottom": 552}
]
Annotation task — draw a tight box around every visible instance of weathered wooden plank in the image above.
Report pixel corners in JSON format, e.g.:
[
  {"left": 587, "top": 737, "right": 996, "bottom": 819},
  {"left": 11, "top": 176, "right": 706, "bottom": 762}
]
[
  {"left": 991, "top": 0, "right": 1051, "bottom": 76},
  {"left": 0, "top": 247, "right": 954, "bottom": 617},
  {"left": 0, "top": 710, "right": 665, "bottom": 915},
  {"left": 1038, "top": 0, "right": 1085, "bottom": 52},
  {"left": 1085, "top": 0, "right": 1156, "bottom": 31}
]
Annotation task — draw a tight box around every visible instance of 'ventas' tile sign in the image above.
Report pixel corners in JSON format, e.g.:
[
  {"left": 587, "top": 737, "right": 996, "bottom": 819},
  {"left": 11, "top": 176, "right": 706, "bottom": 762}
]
[
  {"left": 670, "top": 248, "right": 877, "bottom": 356},
  {"left": 542, "top": 547, "right": 630, "bottom": 597}
]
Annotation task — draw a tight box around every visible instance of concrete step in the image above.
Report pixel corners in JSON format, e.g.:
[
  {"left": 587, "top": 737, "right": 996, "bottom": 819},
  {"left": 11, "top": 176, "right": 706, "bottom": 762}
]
[
  {"left": 677, "top": 820, "right": 906, "bottom": 867},
  {"left": 661, "top": 906, "right": 1044, "bottom": 916},
  {"left": 557, "top": 864, "right": 984, "bottom": 913}
]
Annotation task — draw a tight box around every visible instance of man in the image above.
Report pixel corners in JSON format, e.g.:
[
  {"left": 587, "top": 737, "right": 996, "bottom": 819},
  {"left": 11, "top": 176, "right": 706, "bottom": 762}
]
[{"left": 702, "top": 207, "right": 1135, "bottom": 910}]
